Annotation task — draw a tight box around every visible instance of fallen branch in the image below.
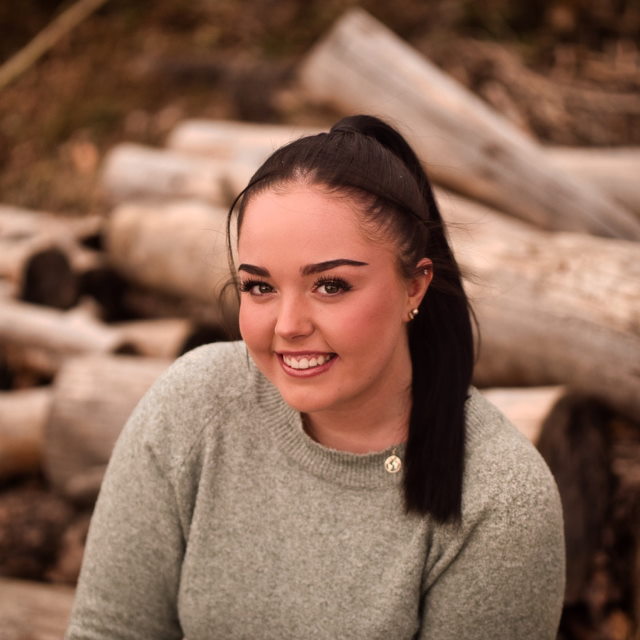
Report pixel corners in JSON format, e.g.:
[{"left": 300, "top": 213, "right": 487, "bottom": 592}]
[{"left": 0, "top": 0, "right": 109, "bottom": 91}]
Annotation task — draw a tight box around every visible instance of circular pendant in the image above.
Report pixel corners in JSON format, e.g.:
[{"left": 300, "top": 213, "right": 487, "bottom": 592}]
[{"left": 384, "top": 454, "right": 402, "bottom": 474}]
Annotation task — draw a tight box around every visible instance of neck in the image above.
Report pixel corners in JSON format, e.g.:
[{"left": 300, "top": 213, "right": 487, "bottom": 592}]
[{"left": 303, "top": 386, "right": 412, "bottom": 454}]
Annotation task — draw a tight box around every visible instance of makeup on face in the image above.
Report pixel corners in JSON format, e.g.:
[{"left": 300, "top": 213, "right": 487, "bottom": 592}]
[{"left": 236, "top": 183, "right": 426, "bottom": 424}]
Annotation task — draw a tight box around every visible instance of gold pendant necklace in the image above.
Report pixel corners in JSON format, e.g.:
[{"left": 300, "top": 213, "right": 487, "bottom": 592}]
[{"left": 384, "top": 448, "right": 402, "bottom": 474}]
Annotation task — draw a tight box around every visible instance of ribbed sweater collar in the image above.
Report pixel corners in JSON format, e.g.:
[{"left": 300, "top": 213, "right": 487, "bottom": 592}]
[{"left": 254, "top": 367, "right": 405, "bottom": 490}]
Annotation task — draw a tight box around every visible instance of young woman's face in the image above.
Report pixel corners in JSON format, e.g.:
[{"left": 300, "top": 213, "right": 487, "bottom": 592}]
[{"left": 237, "top": 183, "right": 428, "bottom": 419}]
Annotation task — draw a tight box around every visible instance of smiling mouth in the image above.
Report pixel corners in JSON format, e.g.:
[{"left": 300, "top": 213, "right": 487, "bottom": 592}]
[{"left": 280, "top": 353, "right": 336, "bottom": 370}]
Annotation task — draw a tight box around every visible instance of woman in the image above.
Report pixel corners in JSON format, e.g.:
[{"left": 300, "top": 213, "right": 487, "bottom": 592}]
[{"left": 66, "top": 115, "right": 565, "bottom": 639}]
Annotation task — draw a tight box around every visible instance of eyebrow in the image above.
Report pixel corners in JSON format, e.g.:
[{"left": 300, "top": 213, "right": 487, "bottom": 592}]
[
  {"left": 237, "top": 259, "right": 368, "bottom": 278},
  {"left": 301, "top": 259, "right": 368, "bottom": 275},
  {"left": 238, "top": 264, "right": 270, "bottom": 276}
]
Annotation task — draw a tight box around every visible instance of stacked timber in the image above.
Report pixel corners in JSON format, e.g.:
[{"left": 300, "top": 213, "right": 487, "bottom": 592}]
[{"left": 0, "top": 8, "right": 638, "bottom": 640}]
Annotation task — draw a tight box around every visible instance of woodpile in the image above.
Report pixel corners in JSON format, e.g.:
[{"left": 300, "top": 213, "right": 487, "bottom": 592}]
[{"left": 0, "top": 8, "right": 638, "bottom": 640}]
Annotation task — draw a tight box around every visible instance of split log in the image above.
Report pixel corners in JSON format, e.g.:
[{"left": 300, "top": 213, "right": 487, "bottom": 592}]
[
  {"left": 298, "top": 8, "right": 640, "bottom": 240},
  {"left": 0, "top": 299, "right": 132, "bottom": 377},
  {"left": 0, "top": 578, "right": 74, "bottom": 640},
  {"left": 44, "top": 354, "right": 170, "bottom": 502},
  {"left": 545, "top": 146, "right": 640, "bottom": 217},
  {"left": 480, "top": 386, "right": 564, "bottom": 444},
  {"left": 100, "top": 143, "right": 253, "bottom": 206},
  {"left": 105, "top": 200, "right": 238, "bottom": 329},
  {"left": 440, "top": 191, "right": 640, "bottom": 418},
  {"left": 0, "top": 388, "right": 52, "bottom": 479}
]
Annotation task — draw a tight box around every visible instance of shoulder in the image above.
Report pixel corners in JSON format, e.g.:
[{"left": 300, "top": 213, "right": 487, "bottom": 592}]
[
  {"left": 116, "top": 340, "right": 262, "bottom": 472},
  {"left": 462, "top": 387, "right": 560, "bottom": 513},
  {"left": 138, "top": 340, "right": 257, "bottom": 414}
]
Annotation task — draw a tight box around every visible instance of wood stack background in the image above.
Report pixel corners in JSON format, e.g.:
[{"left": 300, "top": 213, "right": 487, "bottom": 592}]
[{"left": 1, "top": 8, "right": 639, "bottom": 640}]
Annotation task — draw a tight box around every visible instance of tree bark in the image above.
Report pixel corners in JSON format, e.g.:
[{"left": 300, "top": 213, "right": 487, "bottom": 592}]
[
  {"left": 298, "top": 8, "right": 640, "bottom": 240},
  {"left": 44, "top": 354, "right": 170, "bottom": 501},
  {"left": 440, "top": 191, "right": 640, "bottom": 418}
]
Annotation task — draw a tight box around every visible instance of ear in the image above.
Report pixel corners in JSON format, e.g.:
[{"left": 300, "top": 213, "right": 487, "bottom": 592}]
[{"left": 405, "top": 257, "right": 433, "bottom": 315}]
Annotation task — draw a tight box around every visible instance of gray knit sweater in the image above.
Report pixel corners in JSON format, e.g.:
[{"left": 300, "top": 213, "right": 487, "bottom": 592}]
[{"left": 66, "top": 341, "right": 565, "bottom": 640}]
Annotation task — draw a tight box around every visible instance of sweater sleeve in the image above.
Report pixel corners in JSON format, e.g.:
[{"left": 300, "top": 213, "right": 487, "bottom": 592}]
[
  {"left": 418, "top": 431, "right": 565, "bottom": 639},
  {"left": 65, "top": 373, "right": 186, "bottom": 640}
]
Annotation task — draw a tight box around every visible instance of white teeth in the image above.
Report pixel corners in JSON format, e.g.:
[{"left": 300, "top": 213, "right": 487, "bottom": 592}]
[{"left": 282, "top": 354, "right": 332, "bottom": 370}]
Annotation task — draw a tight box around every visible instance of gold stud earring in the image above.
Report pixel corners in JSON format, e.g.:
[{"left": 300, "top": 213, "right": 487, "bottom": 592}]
[{"left": 408, "top": 308, "right": 419, "bottom": 320}]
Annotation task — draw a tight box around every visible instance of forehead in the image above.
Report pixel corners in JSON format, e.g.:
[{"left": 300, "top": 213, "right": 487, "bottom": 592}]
[{"left": 238, "top": 184, "right": 394, "bottom": 262}]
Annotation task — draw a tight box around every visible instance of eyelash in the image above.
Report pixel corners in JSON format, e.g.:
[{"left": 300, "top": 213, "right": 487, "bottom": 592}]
[
  {"left": 238, "top": 279, "right": 273, "bottom": 295},
  {"left": 313, "top": 276, "right": 352, "bottom": 296},
  {"left": 238, "top": 277, "right": 353, "bottom": 297}
]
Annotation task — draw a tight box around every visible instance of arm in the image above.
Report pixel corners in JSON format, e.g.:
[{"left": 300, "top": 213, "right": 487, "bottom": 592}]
[
  {"left": 419, "top": 467, "right": 565, "bottom": 639},
  {"left": 65, "top": 387, "right": 185, "bottom": 640}
]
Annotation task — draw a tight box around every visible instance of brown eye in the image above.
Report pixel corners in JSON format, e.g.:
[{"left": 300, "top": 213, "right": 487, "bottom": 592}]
[
  {"left": 239, "top": 280, "right": 274, "bottom": 296},
  {"left": 314, "top": 277, "right": 352, "bottom": 296}
]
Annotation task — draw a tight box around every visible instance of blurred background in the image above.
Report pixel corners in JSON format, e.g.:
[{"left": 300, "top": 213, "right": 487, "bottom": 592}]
[{"left": 0, "top": 1, "right": 639, "bottom": 639}]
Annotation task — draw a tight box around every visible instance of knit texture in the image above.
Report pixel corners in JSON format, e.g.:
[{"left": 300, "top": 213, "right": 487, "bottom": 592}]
[{"left": 66, "top": 341, "right": 565, "bottom": 639}]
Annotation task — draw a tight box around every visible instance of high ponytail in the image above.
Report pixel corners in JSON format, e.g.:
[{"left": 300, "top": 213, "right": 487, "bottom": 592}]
[{"left": 229, "top": 115, "right": 474, "bottom": 522}]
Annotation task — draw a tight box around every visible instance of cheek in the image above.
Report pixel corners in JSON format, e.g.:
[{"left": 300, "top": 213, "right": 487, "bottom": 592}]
[
  {"left": 333, "top": 289, "right": 405, "bottom": 347},
  {"left": 238, "top": 302, "right": 271, "bottom": 351}
]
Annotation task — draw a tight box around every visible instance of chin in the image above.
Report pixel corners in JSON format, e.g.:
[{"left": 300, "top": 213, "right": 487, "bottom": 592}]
[{"left": 275, "top": 385, "right": 336, "bottom": 415}]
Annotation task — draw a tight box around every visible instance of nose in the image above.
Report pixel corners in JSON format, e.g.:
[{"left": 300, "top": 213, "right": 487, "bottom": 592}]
[{"left": 274, "top": 295, "right": 314, "bottom": 340}]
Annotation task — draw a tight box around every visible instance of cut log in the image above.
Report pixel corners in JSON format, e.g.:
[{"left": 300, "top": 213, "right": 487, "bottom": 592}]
[
  {"left": 0, "top": 578, "right": 74, "bottom": 640},
  {"left": 105, "top": 200, "right": 238, "bottom": 329},
  {"left": 545, "top": 146, "right": 640, "bottom": 217},
  {"left": 100, "top": 143, "right": 253, "bottom": 206},
  {"left": 480, "top": 386, "right": 565, "bottom": 444},
  {"left": 168, "top": 119, "right": 640, "bottom": 226},
  {"left": 0, "top": 205, "right": 102, "bottom": 241},
  {"left": 114, "top": 317, "right": 194, "bottom": 358},
  {"left": 0, "top": 235, "right": 77, "bottom": 308},
  {"left": 0, "top": 299, "right": 132, "bottom": 376},
  {"left": 298, "top": 8, "right": 640, "bottom": 240},
  {"left": 0, "top": 388, "right": 52, "bottom": 478},
  {"left": 167, "top": 119, "right": 318, "bottom": 163},
  {"left": 0, "top": 206, "right": 102, "bottom": 308},
  {"left": 44, "top": 354, "right": 170, "bottom": 501},
  {"left": 537, "top": 394, "right": 640, "bottom": 631},
  {"left": 439, "top": 191, "right": 640, "bottom": 418}
]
